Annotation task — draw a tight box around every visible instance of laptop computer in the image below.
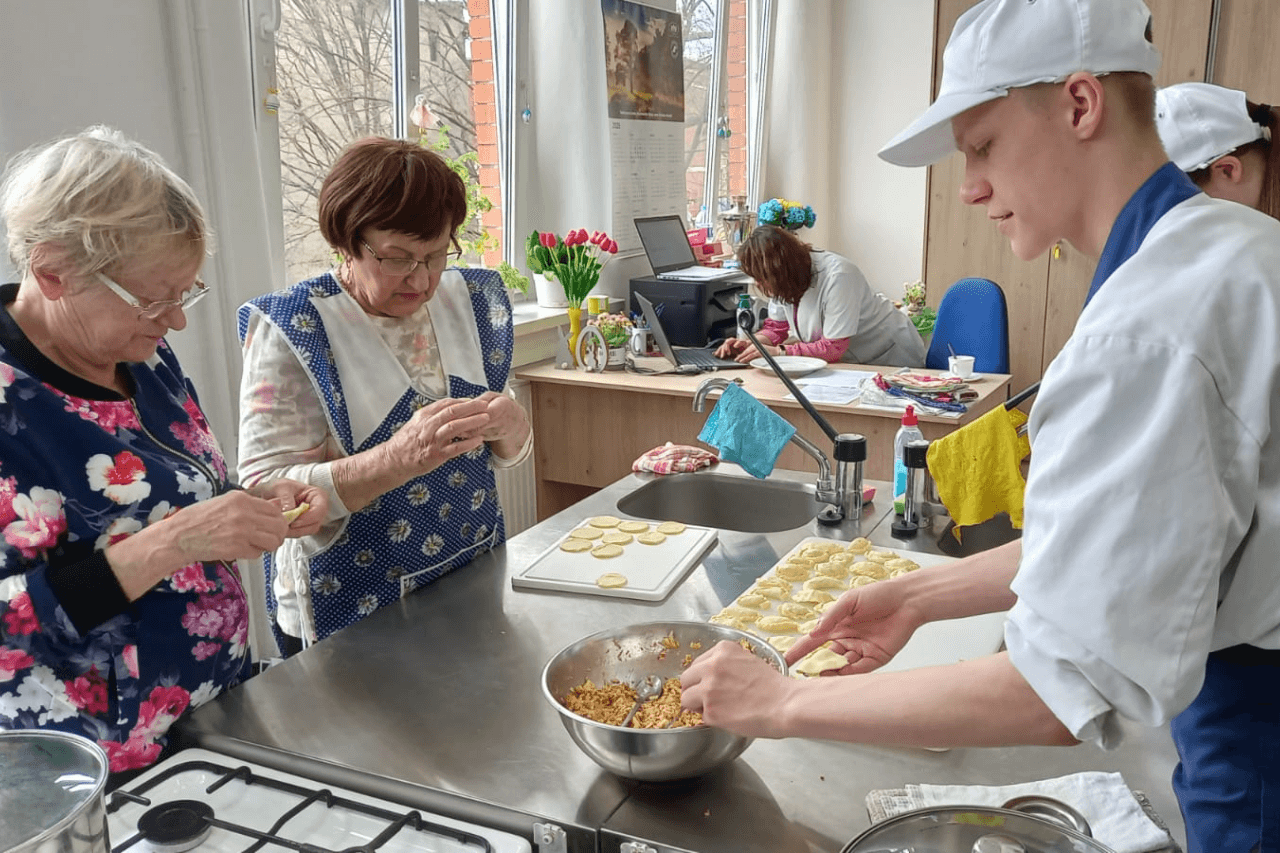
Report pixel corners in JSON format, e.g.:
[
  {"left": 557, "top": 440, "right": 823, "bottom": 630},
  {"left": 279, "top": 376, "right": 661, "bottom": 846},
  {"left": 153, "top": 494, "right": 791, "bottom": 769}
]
[
  {"left": 634, "top": 292, "right": 750, "bottom": 372},
  {"left": 634, "top": 215, "right": 740, "bottom": 281}
]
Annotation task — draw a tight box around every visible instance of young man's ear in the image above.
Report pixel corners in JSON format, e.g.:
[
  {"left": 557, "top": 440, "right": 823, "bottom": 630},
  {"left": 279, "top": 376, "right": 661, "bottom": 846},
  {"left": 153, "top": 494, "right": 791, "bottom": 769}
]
[
  {"left": 1209, "top": 155, "right": 1245, "bottom": 185},
  {"left": 1062, "top": 72, "right": 1106, "bottom": 139}
]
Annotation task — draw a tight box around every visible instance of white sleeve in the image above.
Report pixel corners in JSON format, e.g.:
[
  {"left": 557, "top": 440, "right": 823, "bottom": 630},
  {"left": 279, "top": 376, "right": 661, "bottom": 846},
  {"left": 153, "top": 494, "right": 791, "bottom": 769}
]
[
  {"left": 237, "top": 311, "right": 352, "bottom": 521},
  {"left": 1007, "top": 334, "right": 1250, "bottom": 748}
]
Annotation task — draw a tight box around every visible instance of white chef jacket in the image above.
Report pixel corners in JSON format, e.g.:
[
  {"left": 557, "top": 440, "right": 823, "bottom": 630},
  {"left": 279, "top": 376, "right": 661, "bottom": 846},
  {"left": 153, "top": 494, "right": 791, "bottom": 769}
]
[
  {"left": 1006, "top": 193, "right": 1280, "bottom": 748},
  {"left": 767, "top": 251, "right": 925, "bottom": 365}
]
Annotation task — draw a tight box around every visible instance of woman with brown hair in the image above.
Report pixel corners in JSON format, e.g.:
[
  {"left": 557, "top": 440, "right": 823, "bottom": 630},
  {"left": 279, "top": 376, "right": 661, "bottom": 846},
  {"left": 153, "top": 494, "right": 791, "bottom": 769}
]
[
  {"left": 235, "top": 137, "right": 531, "bottom": 654},
  {"left": 1156, "top": 82, "right": 1278, "bottom": 220},
  {"left": 714, "top": 225, "right": 925, "bottom": 368}
]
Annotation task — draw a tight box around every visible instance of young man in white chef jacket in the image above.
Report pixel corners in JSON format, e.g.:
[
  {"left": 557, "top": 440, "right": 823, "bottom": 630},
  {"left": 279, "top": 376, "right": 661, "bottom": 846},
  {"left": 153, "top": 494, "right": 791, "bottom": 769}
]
[{"left": 679, "top": 0, "right": 1280, "bottom": 849}]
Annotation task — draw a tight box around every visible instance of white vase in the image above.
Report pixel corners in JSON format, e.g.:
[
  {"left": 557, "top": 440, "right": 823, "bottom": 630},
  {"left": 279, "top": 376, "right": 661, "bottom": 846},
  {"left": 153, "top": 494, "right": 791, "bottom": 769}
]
[{"left": 533, "top": 273, "right": 569, "bottom": 309}]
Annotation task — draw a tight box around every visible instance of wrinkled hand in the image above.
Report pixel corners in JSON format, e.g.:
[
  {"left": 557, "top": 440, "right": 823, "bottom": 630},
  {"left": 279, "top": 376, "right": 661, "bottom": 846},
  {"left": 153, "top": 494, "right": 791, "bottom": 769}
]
[
  {"left": 715, "top": 338, "right": 749, "bottom": 359},
  {"left": 247, "top": 479, "right": 329, "bottom": 537},
  {"left": 785, "top": 578, "right": 922, "bottom": 675},
  {"left": 384, "top": 397, "right": 490, "bottom": 476},
  {"left": 164, "top": 489, "right": 290, "bottom": 564},
  {"left": 474, "top": 391, "right": 528, "bottom": 444},
  {"left": 680, "top": 640, "right": 798, "bottom": 738}
]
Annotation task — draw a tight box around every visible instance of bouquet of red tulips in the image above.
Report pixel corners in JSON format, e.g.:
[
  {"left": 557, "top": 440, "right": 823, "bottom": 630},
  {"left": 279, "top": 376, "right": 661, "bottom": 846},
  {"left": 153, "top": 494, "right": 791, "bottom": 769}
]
[{"left": 529, "top": 228, "right": 619, "bottom": 307}]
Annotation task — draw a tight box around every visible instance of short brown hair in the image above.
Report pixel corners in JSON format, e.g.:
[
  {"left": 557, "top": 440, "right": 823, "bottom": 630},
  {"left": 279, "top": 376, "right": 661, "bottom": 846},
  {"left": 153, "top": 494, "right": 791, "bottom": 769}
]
[
  {"left": 318, "top": 137, "right": 467, "bottom": 259},
  {"left": 736, "top": 225, "right": 814, "bottom": 305}
]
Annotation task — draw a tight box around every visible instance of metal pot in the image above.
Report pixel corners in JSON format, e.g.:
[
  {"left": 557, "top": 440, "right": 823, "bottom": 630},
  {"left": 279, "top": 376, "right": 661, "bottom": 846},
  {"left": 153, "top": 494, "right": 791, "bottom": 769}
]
[
  {"left": 841, "top": 796, "right": 1114, "bottom": 853},
  {"left": 0, "top": 730, "right": 110, "bottom": 853}
]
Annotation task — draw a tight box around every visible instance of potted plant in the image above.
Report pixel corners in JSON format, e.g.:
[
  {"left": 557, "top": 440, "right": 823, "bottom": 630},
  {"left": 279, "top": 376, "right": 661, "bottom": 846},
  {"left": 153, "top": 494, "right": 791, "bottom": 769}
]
[
  {"left": 530, "top": 229, "right": 620, "bottom": 363},
  {"left": 898, "top": 280, "right": 937, "bottom": 347},
  {"left": 588, "top": 312, "right": 633, "bottom": 369},
  {"left": 525, "top": 230, "right": 568, "bottom": 308}
]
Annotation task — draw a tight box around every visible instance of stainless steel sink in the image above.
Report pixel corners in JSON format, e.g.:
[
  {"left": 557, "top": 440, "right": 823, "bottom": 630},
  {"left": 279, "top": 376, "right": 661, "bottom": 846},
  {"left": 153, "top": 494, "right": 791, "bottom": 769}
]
[{"left": 616, "top": 472, "right": 820, "bottom": 533}]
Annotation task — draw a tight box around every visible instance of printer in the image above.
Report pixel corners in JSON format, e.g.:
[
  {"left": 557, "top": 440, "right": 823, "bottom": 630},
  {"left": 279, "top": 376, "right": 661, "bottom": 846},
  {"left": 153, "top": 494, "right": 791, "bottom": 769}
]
[
  {"left": 629, "top": 214, "right": 751, "bottom": 347},
  {"left": 628, "top": 275, "right": 749, "bottom": 348}
]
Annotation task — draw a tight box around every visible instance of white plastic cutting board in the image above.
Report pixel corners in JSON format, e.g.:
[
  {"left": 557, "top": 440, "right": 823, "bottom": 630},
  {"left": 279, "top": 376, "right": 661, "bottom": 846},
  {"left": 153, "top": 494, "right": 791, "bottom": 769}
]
[{"left": 512, "top": 523, "right": 718, "bottom": 601}]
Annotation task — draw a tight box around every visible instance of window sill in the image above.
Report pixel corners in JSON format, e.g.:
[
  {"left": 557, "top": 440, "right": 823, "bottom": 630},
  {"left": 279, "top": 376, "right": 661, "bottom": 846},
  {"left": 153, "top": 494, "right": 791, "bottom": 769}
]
[{"left": 512, "top": 301, "right": 570, "bottom": 368}]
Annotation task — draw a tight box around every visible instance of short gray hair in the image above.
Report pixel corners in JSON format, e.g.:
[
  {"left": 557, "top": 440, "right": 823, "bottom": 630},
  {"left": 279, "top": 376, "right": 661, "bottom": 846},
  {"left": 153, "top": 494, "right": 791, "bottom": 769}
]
[{"left": 0, "top": 125, "right": 210, "bottom": 279}]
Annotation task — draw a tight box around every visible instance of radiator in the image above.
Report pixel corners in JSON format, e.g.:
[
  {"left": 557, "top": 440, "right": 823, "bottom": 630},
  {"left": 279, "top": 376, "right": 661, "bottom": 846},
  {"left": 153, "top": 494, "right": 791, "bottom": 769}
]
[{"left": 495, "top": 378, "right": 537, "bottom": 536}]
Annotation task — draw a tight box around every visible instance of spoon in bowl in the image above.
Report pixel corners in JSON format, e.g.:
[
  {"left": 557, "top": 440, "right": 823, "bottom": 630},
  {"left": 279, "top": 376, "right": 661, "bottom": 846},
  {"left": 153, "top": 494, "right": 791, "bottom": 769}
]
[{"left": 620, "top": 675, "right": 664, "bottom": 728}]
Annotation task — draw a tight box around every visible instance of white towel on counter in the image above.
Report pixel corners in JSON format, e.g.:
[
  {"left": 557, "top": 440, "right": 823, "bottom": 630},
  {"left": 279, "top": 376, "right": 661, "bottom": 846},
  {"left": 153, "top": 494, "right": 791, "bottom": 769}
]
[{"left": 866, "top": 771, "right": 1175, "bottom": 853}]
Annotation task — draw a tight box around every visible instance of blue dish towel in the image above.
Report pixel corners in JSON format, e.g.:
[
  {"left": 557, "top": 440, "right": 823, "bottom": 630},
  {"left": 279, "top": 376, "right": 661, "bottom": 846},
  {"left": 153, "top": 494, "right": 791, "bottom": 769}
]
[{"left": 697, "top": 383, "right": 796, "bottom": 479}]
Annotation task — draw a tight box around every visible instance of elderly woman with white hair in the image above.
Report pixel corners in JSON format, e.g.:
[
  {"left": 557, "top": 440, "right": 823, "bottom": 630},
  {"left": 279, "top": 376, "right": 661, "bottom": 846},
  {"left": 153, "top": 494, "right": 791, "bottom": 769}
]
[{"left": 0, "top": 126, "right": 325, "bottom": 779}]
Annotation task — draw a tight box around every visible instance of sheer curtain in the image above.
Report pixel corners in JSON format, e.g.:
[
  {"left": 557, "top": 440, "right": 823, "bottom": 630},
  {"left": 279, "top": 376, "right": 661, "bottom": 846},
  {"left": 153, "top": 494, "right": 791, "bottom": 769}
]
[{"left": 756, "top": 0, "right": 934, "bottom": 297}]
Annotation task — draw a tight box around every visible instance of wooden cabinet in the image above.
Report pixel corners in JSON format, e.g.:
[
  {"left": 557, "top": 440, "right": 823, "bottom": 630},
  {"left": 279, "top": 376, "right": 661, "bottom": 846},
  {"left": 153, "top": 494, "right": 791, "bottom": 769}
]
[{"left": 921, "top": 0, "right": 1278, "bottom": 399}]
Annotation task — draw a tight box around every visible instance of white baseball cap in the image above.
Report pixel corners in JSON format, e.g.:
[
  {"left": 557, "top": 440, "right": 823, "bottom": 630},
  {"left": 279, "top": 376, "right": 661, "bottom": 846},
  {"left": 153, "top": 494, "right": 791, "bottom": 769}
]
[
  {"left": 879, "top": 0, "right": 1162, "bottom": 167},
  {"left": 1156, "top": 82, "right": 1267, "bottom": 172}
]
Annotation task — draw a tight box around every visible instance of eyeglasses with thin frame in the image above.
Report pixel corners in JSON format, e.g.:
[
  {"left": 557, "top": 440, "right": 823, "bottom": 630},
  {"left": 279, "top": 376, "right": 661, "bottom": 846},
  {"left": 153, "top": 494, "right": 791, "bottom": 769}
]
[
  {"left": 361, "top": 239, "right": 461, "bottom": 276},
  {"left": 96, "top": 272, "right": 209, "bottom": 320}
]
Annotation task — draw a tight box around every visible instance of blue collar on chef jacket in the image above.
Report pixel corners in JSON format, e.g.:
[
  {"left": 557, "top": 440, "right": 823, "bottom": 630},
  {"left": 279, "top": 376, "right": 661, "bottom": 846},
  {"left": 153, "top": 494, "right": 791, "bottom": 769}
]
[{"left": 1085, "top": 161, "right": 1201, "bottom": 308}]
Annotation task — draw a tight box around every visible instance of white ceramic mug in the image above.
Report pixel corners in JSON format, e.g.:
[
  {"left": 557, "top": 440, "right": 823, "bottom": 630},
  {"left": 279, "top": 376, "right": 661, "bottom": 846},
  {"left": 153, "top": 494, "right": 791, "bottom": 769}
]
[
  {"left": 629, "top": 326, "right": 652, "bottom": 356},
  {"left": 948, "top": 354, "right": 975, "bottom": 379}
]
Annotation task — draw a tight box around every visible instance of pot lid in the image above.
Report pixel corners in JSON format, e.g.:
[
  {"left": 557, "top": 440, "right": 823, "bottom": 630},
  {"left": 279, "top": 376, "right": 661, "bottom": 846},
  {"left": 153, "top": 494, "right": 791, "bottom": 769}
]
[
  {"left": 0, "top": 730, "right": 109, "bottom": 849},
  {"left": 843, "top": 805, "right": 1115, "bottom": 853}
]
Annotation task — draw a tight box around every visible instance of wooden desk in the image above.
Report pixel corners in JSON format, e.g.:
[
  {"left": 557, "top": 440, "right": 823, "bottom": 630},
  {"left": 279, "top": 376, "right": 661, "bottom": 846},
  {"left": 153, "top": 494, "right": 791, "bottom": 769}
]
[{"left": 516, "top": 362, "right": 1011, "bottom": 520}]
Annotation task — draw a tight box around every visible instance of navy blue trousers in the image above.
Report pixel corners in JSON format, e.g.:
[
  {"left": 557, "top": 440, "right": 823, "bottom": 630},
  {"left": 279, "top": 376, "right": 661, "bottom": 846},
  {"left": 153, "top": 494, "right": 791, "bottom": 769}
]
[{"left": 1171, "top": 645, "right": 1280, "bottom": 852}]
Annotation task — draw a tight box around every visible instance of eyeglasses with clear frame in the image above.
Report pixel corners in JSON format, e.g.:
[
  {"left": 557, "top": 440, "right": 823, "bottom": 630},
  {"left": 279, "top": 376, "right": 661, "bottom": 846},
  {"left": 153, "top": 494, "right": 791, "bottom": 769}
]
[
  {"left": 96, "top": 272, "right": 209, "bottom": 320},
  {"left": 360, "top": 239, "right": 461, "bottom": 276}
]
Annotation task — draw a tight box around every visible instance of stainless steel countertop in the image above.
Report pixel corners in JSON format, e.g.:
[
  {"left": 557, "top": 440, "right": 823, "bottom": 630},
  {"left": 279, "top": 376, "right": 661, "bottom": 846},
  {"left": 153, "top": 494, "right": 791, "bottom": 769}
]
[{"left": 178, "top": 466, "right": 1184, "bottom": 853}]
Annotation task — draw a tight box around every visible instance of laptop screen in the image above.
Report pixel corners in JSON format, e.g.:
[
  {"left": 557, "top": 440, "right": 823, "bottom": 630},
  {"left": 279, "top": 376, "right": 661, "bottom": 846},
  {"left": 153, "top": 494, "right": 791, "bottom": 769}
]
[
  {"left": 632, "top": 292, "right": 681, "bottom": 366},
  {"left": 634, "top": 215, "right": 697, "bottom": 274}
]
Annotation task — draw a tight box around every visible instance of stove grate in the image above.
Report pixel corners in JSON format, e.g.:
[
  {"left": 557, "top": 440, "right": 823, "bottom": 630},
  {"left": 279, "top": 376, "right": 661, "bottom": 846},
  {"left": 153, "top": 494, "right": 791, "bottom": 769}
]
[{"left": 106, "top": 760, "right": 494, "bottom": 853}]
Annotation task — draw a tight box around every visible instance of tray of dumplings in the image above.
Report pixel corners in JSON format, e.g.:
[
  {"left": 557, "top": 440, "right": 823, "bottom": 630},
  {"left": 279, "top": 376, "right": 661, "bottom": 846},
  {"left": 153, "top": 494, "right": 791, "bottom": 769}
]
[{"left": 710, "top": 538, "right": 1008, "bottom": 679}]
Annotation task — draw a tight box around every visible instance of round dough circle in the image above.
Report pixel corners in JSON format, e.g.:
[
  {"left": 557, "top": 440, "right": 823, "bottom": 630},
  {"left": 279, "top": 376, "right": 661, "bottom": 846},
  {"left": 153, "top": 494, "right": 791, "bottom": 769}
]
[
  {"left": 601, "top": 531, "right": 634, "bottom": 545},
  {"left": 617, "top": 520, "right": 650, "bottom": 533},
  {"left": 595, "top": 572, "right": 628, "bottom": 588},
  {"left": 591, "top": 543, "right": 624, "bottom": 559},
  {"left": 560, "top": 538, "right": 593, "bottom": 553},
  {"left": 569, "top": 527, "right": 604, "bottom": 540},
  {"left": 656, "top": 521, "right": 686, "bottom": 535},
  {"left": 589, "top": 515, "right": 621, "bottom": 528},
  {"left": 637, "top": 531, "right": 667, "bottom": 545}
]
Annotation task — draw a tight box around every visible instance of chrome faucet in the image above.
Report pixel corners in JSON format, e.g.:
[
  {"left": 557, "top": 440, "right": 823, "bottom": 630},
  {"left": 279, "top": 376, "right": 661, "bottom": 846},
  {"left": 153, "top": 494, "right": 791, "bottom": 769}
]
[{"left": 692, "top": 376, "right": 862, "bottom": 524}]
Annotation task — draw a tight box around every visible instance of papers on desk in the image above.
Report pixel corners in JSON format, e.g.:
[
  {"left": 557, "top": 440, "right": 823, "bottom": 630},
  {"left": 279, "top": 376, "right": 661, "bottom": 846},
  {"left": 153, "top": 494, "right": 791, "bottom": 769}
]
[{"left": 781, "top": 369, "right": 876, "bottom": 405}]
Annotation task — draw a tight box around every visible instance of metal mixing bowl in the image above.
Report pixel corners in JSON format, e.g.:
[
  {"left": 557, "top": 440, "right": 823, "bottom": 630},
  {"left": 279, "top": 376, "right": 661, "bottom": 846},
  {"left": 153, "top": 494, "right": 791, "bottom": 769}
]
[{"left": 541, "top": 620, "right": 788, "bottom": 781}]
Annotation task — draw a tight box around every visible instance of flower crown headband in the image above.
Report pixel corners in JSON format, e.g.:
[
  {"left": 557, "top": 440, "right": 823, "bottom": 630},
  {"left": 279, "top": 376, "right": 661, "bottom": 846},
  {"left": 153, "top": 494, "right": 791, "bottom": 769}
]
[{"left": 757, "top": 198, "right": 817, "bottom": 231}]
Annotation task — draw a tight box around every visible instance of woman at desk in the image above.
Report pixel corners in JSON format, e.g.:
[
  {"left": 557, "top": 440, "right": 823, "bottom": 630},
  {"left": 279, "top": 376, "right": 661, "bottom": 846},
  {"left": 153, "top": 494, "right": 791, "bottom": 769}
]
[{"left": 714, "top": 225, "right": 925, "bottom": 368}]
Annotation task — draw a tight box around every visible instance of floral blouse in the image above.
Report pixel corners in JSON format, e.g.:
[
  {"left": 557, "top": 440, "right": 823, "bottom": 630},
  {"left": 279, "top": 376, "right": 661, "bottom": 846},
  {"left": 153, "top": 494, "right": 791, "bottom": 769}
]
[{"left": 0, "top": 284, "right": 250, "bottom": 774}]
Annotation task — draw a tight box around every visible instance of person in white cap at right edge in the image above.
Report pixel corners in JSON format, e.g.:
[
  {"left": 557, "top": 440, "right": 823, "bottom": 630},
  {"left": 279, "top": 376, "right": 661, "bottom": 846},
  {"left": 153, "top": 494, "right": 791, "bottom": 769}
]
[
  {"left": 679, "top": 1, "right": 1280, "bottom": 849},
  {"left": 1156, "top": 81, "right": 1279, "bottom": 221}
]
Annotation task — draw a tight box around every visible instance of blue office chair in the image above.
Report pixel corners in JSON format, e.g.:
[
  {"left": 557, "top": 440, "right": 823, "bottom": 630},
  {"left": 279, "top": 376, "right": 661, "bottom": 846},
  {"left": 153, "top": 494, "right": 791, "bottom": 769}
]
[{"left": 924, "top": 277, "right": 1010, "bottom": 374}]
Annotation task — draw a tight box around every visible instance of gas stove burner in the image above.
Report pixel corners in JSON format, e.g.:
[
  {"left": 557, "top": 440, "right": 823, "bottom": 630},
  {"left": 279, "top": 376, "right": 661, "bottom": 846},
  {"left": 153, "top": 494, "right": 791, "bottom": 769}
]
[{"left": 136, "top": 799, "right": 215, "bottom": 853}]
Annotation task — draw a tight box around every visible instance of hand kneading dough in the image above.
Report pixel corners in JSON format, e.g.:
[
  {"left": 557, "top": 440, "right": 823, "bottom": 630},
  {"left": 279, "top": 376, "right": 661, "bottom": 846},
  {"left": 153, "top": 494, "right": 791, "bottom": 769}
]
[
  {"left": 569, "top": 527, "right": 604, "bottom": 540},
  {"left": 589, "top": 515, "right": 621, "bottom": 528},
  {"left": 591, "top": 543, "right": 624, "bottom": 559},
  {"left": 281, "top": 502, "right": 310, "bottom": 523},
  {"left": 617, "top": 520, "right": 650, "bottom": 533},
  {"left": 595, "top": 572, "right": 628, "bottom": 588},
  {"left": 560, "top": 538, "right": 593, "bottom": 553},
  {"left": 637, "top": 531, "right": 667, "bottom": 545},
  {"left": 794, "top": 645, "right": 848, "bottom": 676}
]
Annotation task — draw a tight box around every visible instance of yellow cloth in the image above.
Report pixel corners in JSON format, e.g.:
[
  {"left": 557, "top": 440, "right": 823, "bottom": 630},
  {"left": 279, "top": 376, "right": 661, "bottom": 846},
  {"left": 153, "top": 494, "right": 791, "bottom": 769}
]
[{"left": 926, "top": 406, "right": 1030, "bottom": 539}]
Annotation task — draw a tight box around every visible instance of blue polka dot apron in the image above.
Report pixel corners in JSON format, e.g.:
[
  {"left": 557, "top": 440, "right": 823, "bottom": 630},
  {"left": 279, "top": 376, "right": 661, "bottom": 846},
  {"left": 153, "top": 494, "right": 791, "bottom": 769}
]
[{"left": 238, "top": 269, "right": 513, "bottom": 643}]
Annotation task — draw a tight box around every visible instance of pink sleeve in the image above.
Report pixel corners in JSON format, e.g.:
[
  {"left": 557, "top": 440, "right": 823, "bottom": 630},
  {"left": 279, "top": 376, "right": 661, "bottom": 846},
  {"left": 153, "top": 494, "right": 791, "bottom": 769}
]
[
  {"left": 786, "top": 336, "right": 851, "bottom": 363},
  {"left": 756, "top": 318, "right": 789, "bottom": 346}
]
